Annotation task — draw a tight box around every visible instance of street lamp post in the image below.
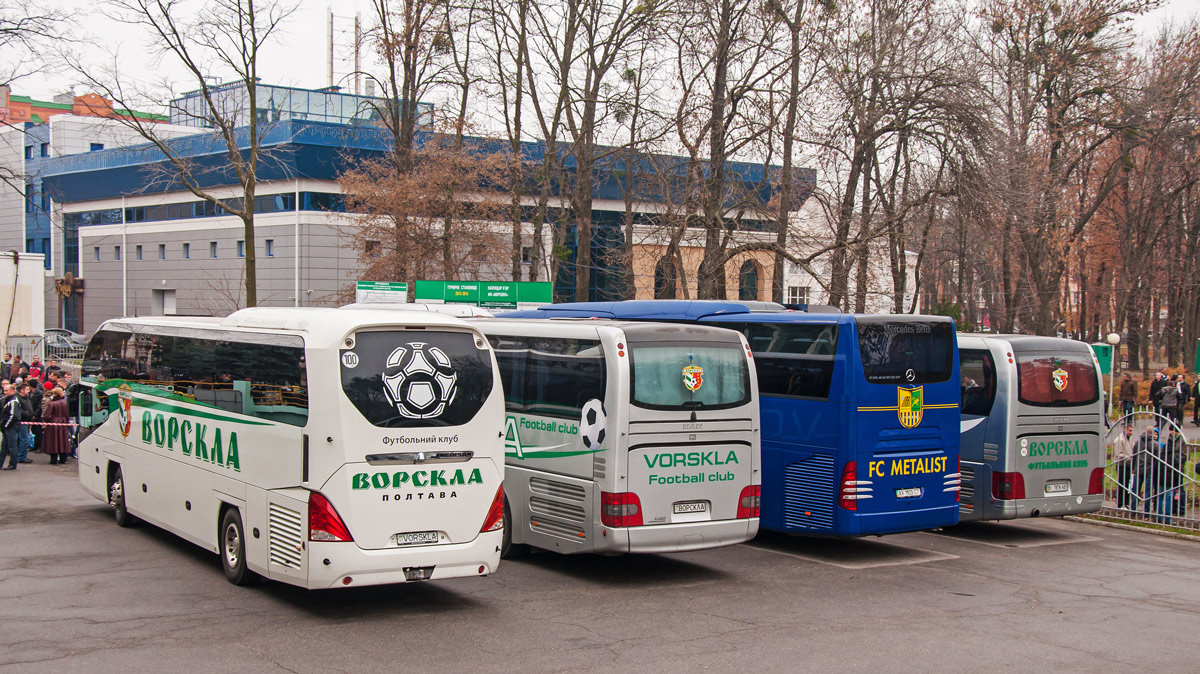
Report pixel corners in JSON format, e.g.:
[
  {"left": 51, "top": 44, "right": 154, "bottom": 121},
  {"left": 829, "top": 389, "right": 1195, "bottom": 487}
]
[{"left": 1106, "top": 332, "right": 1121, "bottom": 419}]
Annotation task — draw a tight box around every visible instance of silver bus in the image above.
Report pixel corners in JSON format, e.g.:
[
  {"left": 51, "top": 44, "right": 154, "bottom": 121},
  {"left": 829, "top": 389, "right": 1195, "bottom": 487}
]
[
  {"left": 957, "top": 334, "right": 1105, "bottom": 521},
  {"left": 474, "top": 318, "right": 762, "bottom": 556}
]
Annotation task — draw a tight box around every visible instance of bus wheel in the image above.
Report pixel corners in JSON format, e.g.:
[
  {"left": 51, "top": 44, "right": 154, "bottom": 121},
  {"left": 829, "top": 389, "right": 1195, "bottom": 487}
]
[
  {"left": 108, "top": 466, "right": 136, "bottom": 528},
  {"left": 220, "top": 508, "right": 259, "bottom": 586},
  {"left": 501, "top": 496, "right": 528, "bottom": 559}
]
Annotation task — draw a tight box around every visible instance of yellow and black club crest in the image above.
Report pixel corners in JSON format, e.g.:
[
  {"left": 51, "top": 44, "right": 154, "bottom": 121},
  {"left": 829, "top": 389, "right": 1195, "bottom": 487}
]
[{"left": 897, "top": 386, "right": 923, "bottom": 429}]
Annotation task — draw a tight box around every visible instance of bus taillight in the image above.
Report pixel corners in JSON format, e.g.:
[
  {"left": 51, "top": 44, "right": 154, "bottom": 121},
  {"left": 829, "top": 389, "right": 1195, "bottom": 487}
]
[
  {"left": 1087, "top": 468, "right": 1105, "bottom": 495},
  {"left": 737, "top": 485, "right": 760, "bottom": 518},
  {"left": 309, "top": 492, "right": 354, "bottom": 542},
  {"left": 839, "top": 462, "right": 873, "bottom": 510},
  {"left": 481, "top": 485, "right": 505, "bottom": 533},
  {"left": 601, "top": 491, "right": 643, "bottom": 528},
  {"left": 991, "top": 471, "right": 1025, "bottom": 500}
]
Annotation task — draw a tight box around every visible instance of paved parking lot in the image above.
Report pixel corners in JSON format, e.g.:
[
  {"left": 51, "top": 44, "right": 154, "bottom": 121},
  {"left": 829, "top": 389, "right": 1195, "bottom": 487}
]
[{"left": 2, "top": 461, "right": 1198, "bottom": 673}]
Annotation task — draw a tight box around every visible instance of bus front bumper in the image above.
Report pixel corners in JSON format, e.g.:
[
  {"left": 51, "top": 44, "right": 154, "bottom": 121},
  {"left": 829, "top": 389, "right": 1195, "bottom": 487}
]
[
  {"left": 616, "top": 518, "right": 759, "bottom": 554},
  {"left": 304, "top": 530, "right": 502, "bottom": 589}
]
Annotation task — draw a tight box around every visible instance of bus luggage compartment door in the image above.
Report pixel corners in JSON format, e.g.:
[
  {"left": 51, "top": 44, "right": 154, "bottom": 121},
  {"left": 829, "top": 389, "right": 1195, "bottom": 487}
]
[
  {"left": 265, "top": 488, "right": 309, "bottom": 586},
  {"left": 629, "top": 436, "right": 756, "bottom": 527}
]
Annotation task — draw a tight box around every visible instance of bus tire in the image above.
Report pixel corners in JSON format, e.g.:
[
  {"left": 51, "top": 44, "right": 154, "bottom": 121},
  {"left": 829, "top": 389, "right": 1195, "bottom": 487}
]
[
  {"left": 501, "top": 496, "right": 529, "bottom": 559},
  {"left": 220, "top": 507, "right": 259, "bottom": 586},
  {"left": 108, "top": 466, "right": 136, "bottom": 528}
]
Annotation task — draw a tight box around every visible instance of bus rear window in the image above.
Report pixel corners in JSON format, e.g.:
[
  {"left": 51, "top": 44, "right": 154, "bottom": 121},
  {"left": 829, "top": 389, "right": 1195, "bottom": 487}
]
[
  {"left": 630, "top": 343, "right": 751, "bottom": 410},
  {"left": 1017, "top": 353, "right": 1099, "bottom": 406},
  {"left": 341, "top": 330, "right": 493, "bottom": 428},
  {"left": 488, "top": 336, "right": 606, "bottom": 420},
  {"left": 856, "top": 319, "right": 954, "bottom": 385}
]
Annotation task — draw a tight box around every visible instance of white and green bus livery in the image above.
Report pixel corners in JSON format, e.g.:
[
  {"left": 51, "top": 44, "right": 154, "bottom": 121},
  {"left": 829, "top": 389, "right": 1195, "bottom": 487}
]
[
  {"left": 957, "top": 334, "right": 1106, "bottom": 521},
  {"left": 476, "top": 319, "right": 761, "bottom": 555},
  {"left": 76, "top": 308, "right": 506, "bottom": 589}
]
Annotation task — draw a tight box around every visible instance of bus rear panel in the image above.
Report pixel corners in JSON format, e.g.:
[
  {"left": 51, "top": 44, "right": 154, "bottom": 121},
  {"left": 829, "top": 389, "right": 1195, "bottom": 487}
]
[{"left": 958, "top": 335, "right": 1104, "bottom": 521}]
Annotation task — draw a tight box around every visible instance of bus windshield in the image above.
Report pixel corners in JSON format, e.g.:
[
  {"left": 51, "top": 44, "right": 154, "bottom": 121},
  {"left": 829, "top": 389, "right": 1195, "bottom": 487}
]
[
  {"left": 856, "top": 318, "right": 954, "bottom": 385},
  {"left": 340, "top": 330, "right": 494, "bottom": 428},
  {"left": 629, "top": 342, "right": 751, "bottom": 410},
  {"left": 1016, "top": 352, "right": 1099, "bottom": 406}
]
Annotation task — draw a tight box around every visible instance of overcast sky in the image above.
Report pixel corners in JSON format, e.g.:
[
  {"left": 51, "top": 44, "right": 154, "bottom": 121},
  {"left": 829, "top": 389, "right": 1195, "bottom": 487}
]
[{"left": 15, "top": 0, "right": 1200, "bottom": 109}]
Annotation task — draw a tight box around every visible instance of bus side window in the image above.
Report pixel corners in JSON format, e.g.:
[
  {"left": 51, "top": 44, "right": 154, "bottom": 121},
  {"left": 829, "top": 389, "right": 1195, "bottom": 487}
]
[{"left": 960, "top": 349, "right": 996, "bottom": 416}]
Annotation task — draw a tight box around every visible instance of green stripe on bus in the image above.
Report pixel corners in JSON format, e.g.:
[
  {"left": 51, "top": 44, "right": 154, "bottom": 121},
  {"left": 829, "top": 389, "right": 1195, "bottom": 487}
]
[{"left": 506, "top": 449, "right": 604, "bottom": 459}]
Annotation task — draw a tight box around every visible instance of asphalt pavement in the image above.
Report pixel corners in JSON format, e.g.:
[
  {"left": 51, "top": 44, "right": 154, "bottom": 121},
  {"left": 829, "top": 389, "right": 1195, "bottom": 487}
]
[{"left": 1, "top": 458, "right": 1198, "bottom": 673}]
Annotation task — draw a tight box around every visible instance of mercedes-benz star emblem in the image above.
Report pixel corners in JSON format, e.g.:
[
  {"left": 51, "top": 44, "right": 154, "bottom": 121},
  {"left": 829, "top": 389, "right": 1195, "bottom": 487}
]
[{"left": 905, "top": 368, "right": 916, "bottom": 382}]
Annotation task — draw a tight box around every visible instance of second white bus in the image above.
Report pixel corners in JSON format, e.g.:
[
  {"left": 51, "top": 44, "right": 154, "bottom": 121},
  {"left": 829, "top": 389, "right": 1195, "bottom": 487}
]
[
  {"left": 76, "top": 307, "right": 506, "bottom": 589},
  {"left": 475, "top": 318, "right": 761, "bottom": 556}
]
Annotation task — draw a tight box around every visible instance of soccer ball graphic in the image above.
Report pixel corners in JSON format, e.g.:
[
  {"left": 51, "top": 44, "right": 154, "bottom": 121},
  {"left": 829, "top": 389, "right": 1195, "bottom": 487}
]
[
  {"left": 381, "top": 343, "right": 458, "bottom": 419},
  {"left": 580, "top": 398, "right": 607, "bottom": 449}
]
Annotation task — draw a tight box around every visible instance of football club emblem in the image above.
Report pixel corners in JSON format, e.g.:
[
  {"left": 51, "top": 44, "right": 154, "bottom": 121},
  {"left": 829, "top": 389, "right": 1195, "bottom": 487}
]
[
  {"left": 1052, "top": 367, "right": 1068, "bottom": 391},
  {"left": 381, "top": 343, "right": 458, "bottom": 419},
  {"left": 897, "top": 386, "right": 923, "bottom": 429},
  {"left": 117, "top": 385, "right": 133, "bottom": 438},
  {"left": 683, "top": 365, "right": 704, "bottom": 392}
]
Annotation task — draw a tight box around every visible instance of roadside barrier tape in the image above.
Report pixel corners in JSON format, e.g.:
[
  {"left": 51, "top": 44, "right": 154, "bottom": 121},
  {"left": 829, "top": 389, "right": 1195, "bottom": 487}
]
[{"left": 18, "top": 421, "right": 79, "bottom": 427}]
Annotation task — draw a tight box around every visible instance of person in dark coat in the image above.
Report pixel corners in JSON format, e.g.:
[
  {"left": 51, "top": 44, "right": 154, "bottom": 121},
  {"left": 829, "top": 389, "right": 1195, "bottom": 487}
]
[
  {"left": 0, "top": 383, "right": 22, "bottom": 469},
  {"left": 42, "top": 388, "right": 70, "bottom": 465}
]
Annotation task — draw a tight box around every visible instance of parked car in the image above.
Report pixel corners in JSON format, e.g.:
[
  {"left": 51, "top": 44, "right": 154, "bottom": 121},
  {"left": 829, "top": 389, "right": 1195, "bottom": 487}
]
[{"left": 42, "top": 330, "right": 88, "bottom": 360}]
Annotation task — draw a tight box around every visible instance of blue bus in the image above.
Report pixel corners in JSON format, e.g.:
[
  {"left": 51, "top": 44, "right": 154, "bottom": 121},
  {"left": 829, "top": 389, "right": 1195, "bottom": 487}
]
[{"left": 504, "top": 301, "right": 961, "bottom": 536}]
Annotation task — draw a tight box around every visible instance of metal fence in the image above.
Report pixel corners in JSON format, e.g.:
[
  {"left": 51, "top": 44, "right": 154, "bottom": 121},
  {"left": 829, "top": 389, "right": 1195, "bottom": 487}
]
[{"left": 1100, "top": 406, "right": 1199, "bottom": 530}]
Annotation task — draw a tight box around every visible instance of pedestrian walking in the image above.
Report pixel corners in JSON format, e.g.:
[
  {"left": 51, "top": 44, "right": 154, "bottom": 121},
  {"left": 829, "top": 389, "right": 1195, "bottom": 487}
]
[
  {"left": 42, "top": 388, "right": 70, "bottom": 465},
  {"left": 1119, "top": 373, "right": 1137, "bottom": 425},
  {"left": 0, "top": 383, "right": 22, "bottom": 470},
  {"left": 15, "top": 383, "right": 34, "bottom": 464}
]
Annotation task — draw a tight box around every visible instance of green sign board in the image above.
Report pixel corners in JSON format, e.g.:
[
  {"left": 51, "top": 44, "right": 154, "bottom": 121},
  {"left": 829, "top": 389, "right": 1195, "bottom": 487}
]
[
  {"left": 413, "top": 280, "right": 552, "bottom": 309},
  {"left": 1090, "top": 343, "right": 1112, "bottom": 375},
  {"left": 356, "top": 281, "right": 408, "bottom": 303}
]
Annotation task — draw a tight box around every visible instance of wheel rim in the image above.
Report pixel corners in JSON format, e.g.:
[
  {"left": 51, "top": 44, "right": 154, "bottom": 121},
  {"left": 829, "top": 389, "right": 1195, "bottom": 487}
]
[
  {"left": 109, "top": 478, "right": 124, "bottom": 511},
  {"left": 224, "top": 522, "right": 241, "bottom": 569}
]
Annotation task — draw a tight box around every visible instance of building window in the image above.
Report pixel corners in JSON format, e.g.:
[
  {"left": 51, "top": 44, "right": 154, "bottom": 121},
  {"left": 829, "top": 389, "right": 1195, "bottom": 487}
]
[
  {"left": 738, "top": 260, "right": 760, "bottom": 302},
  {"left": 237, "top": 240, "right": 244, "bottom": 258},
  {"left": 210, "top": 241, "right": 218, "bottom": 258},
  {"left": 787, "top": 286, "right": 810, "bottom": 305},
  {"left": 365, "top": 240, "right": 380, "bottom": 258},
  {"left": 136, "top": 245, "right": 143, "bottom": 261},
  {"left": 24, "top": 183, "right": 33, "bottom": 213},
  {"left": 40, "top": 193, "right": 49, "bottom": 211},
  {"left": 24, "top": 146, "right": 32, "bottom": 159},
  {"left": 265, "top": 239, "right": 274, "bottom": 257},
  {"left": 521, "top": 246, "right": 533, "bottom": 264},
  {"left": 39, "top": 143, "right": 49, "bottom": 157},
  {"left": 159, "top": 243, "right": 166, "bottom": 260},
  {"left": 114, "top": 245, "right": 121, "bottom": 261},
  {"left": 90, "top": 143, "right": 105, "bottom": 152},
  {"left": 183, "top": 243, "right": 190, "bottom": 259},
  {"left": 94, "top": 247, "right": 100, "bottom": 262},
  {"left": 25, "top": 239, "right": 33, "bottom": 252}
]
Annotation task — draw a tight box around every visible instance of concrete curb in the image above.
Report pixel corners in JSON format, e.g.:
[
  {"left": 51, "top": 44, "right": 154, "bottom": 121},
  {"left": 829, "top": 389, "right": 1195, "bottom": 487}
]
[{"left": 1065, "top": 515, "right": 1200, "bottom": 543}]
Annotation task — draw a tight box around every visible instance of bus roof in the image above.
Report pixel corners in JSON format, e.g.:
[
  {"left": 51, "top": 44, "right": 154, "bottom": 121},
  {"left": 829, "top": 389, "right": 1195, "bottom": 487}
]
[
  {"left": 967, "top": 334, "right": 1097, "bottom": 353},
  {"left": 100, "top": 307, "right": 480, "bottom": 343},
  {"left": 473, "top": 317, "right": 751, "bottom": 343},
  {"left": 502, "top": 300, "right": 950, "bottom": 327}
]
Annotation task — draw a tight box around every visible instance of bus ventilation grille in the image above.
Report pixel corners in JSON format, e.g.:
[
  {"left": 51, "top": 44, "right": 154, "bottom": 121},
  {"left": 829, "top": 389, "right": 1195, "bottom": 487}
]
[
  {"left": 783, "top": 455, "right": 836, "bottom": 530},
  {"left": 268, "top": 503, "right": 304, "bottom": 569},
  {"left": 959, "top": 465, "right": 976, "bottom": 511}
]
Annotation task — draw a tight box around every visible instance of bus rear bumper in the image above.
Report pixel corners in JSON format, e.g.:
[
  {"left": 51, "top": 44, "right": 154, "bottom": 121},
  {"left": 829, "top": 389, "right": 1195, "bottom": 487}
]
[
  {"left": 985, "top": 495, "right": 1102, "bottom": 520},
  {"left": 621, "top": 518, "right": 759, "bottom": 554},
  {"left": 304, "top": 530, "right": 502, "bottom": 589},
  {"left": 853, "top": 505, "right": 960, "bottom": 536}
]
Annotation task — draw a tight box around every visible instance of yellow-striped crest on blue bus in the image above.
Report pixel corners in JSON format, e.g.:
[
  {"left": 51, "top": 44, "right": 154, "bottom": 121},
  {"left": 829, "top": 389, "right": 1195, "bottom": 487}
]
[{"left": 898, "top": 386, "right": 923, "bottom": 429}]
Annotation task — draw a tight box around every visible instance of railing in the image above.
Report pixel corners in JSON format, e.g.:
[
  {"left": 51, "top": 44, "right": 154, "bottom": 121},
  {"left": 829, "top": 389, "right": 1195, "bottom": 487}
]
[{"left": 1099, "top": 406, "right": 1199, "bottom": 531}]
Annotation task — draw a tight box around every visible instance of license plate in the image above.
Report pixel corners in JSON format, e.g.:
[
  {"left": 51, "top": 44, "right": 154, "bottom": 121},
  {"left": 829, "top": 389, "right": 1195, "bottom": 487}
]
[
  {"left": 895, "top": 487, "right": 923, "bottom": 499},
  {"left": 673, "top": 501, "right": 708, "bottom": 514},
  {"left": 1045, "top": 482, "right": 1070, "bottom": 496},
  {"left": 393, "top": 531, "right": 439, "bottom": 546}
]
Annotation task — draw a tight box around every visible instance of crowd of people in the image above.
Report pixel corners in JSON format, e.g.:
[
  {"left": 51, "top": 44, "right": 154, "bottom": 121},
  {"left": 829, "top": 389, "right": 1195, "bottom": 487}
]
[
  {"left": 1111, "top": 369, "right": 1199, "bottom": 524},
  {"left": 0, "top": 353, "right": 76, "bottom": 471}
]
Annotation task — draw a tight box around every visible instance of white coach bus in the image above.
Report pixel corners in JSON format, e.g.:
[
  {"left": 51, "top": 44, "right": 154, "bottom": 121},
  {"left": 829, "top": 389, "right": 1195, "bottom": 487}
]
[
  {"left": 474, "top": 318, "right": 761, "bottom": 556},
  {"left": 75, "top": 307, "right": 505, "bottom": 589}
]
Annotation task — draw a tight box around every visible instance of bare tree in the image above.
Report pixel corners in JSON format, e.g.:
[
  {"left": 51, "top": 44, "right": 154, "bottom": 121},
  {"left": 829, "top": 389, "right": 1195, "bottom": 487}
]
[{"left": 65, "top": 0, "right": 297, "bottom": 308}]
